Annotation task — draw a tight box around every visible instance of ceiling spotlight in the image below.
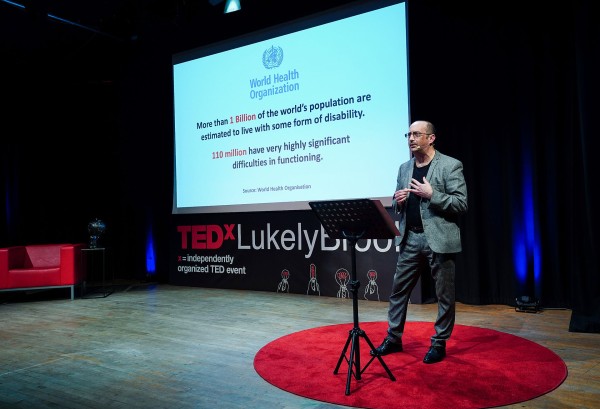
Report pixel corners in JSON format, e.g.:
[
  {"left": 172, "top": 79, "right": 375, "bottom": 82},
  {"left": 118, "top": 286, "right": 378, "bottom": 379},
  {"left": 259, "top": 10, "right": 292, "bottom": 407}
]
[{"left": 224, "top": 0, "right": 241, "bottom": 13}]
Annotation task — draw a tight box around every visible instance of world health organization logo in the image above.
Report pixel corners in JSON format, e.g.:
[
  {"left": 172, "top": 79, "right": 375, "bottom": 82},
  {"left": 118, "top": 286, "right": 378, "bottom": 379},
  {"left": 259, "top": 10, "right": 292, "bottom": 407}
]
[{"left": 262, "top": 45, "right": 283, "bottom": 69}]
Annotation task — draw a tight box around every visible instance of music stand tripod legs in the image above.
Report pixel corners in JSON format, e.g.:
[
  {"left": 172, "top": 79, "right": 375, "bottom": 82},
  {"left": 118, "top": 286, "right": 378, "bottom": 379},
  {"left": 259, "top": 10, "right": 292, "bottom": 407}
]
[{"left": 333, "top": 233, "right": 396, "bottom": 396}]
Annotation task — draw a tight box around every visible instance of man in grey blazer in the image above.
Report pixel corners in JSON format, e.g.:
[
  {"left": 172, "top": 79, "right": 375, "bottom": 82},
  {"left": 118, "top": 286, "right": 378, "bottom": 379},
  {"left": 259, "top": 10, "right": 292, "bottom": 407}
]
[{"left": 370, "top": 120, "right": 468, "bottom": 364}]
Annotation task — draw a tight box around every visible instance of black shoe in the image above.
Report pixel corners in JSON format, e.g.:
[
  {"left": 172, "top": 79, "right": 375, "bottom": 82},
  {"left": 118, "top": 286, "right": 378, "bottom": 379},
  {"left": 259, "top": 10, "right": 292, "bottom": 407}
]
[
  {"left": 370, "top": 338, "right": 402, "bottom": 356},
  {"left": 423, "top": 346, "right": 446, "bottom": 364}
]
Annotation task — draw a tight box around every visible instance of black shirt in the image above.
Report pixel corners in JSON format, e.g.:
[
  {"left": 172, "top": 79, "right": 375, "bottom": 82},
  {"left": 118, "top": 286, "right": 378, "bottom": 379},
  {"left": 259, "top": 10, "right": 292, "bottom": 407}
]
[{"left": 406, "top": 162, "right": 430, "bottom": 229}]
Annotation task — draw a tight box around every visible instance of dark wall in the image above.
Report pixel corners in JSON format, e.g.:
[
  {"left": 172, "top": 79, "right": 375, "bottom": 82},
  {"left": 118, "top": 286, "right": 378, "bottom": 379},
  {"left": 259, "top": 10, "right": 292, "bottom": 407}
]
[{"left": 1, "top": 1, "right": 598, "bottom": 329}]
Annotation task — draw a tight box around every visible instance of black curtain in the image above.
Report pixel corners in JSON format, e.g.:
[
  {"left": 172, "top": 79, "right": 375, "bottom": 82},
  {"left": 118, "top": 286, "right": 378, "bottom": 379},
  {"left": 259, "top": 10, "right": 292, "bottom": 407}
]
[{"left": 407, "top": 1, "right": 599, "bottom": 331}]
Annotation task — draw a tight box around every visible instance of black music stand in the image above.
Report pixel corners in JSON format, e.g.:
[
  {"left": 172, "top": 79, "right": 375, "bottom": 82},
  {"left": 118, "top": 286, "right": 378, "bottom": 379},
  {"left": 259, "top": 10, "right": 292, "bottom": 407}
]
[{"left": 309, "top": 198, "right": 399, "bottom": 396}]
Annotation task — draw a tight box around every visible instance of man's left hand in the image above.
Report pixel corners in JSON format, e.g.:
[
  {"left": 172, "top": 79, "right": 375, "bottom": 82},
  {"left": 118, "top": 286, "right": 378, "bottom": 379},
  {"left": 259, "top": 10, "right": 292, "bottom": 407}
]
[{"left": 408, "top": 177, "right": 433, "bottom": 199}]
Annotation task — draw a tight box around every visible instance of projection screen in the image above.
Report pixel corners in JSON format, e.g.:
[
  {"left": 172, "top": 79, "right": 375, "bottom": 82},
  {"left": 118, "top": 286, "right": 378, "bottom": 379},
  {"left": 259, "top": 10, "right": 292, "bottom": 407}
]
[{"left": 172, "top": 0, "right": 410, "bottom": 214}]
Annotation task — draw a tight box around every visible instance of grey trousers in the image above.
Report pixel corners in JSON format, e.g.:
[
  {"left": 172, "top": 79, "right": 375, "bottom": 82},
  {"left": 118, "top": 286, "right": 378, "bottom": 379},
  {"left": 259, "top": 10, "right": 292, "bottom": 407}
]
[{"left": 386, "top": 230, "right": 456, "bottom": 348}]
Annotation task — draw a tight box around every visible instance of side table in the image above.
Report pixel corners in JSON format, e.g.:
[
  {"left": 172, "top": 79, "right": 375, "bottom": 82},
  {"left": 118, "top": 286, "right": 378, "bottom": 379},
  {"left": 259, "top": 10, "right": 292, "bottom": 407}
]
[{"left": 81, "top": 247, "right": 113, "bottom": 298}]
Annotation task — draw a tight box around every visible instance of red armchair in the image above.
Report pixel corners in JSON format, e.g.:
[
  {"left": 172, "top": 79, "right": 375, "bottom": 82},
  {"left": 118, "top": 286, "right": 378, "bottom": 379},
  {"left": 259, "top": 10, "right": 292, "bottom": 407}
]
[{"left": 0, "top": 243, "right": 85, "bottom": 300}]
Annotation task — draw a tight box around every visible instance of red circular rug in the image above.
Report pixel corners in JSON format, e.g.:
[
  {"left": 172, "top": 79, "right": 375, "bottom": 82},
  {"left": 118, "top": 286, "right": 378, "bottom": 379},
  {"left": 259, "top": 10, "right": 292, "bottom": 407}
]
[{"left": 254, "top": 321, "right": 567, "bottom": 409}]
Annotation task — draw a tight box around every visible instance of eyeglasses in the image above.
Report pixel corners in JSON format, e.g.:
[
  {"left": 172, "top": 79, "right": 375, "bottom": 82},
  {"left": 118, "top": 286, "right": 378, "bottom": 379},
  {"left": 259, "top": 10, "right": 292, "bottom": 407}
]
[{"left": 404, "top": 132, "right": 433, "bottom": 138}]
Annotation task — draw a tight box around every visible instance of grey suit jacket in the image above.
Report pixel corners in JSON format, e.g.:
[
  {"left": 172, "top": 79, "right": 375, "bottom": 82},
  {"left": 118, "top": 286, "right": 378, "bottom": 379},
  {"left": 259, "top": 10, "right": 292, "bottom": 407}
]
[{"left": 392, "top": 151, "right": 468, "bottom": 253}]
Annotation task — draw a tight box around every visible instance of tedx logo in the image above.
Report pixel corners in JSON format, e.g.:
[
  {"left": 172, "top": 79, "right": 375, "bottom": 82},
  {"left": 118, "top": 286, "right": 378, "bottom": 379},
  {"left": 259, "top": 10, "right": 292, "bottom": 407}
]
[{"left": 176, "top": 224, "right": 236, "bottom": 249}]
